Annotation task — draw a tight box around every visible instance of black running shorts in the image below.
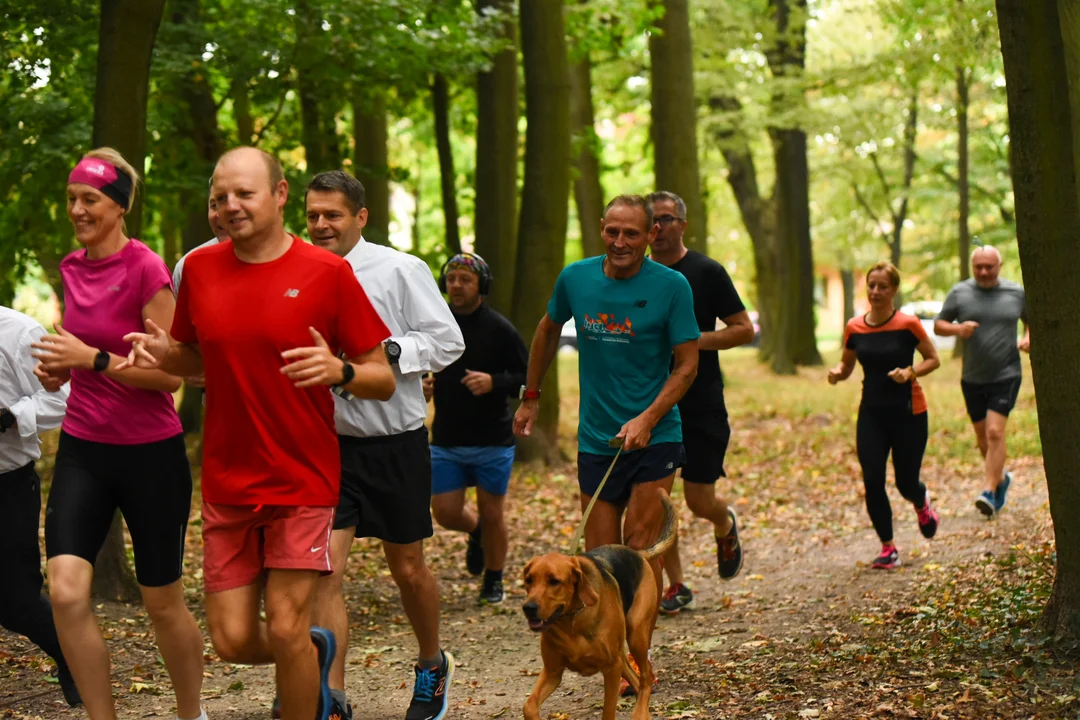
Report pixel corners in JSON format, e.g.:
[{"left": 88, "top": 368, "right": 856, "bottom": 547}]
[
  {"left": 680, "top": 410, "right": 731, "bottom": 484},
  {"left": 334, "top": 428, "right": 434, "bottom": 545},
  {"left": 45, "top": 431, "right": 193, "bottom": 588},
  {"left": 577, "top": 442, "right": 685, "bottom": 507},
  {"left": 961, "top": 378, "right": 1022, "bottom": 423}
]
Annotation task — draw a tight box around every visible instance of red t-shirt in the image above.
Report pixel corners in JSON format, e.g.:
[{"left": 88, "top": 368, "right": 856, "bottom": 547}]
[{"left": 172, "top": 236, "right": 389, "bottom": 506}]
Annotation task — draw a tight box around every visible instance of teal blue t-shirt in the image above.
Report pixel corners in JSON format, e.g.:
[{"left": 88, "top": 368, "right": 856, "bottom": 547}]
[{"left": 547, "top": 256, "right": 700, "bottom": 455}]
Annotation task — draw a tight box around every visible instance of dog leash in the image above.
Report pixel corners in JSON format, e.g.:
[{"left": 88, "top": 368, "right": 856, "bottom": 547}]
[{"left": 568, "top": 437, "right": 624, "bottom": 555}]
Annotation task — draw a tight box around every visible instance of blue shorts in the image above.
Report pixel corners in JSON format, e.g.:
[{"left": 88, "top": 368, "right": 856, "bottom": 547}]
[
  {"left": 431, "top": 445, "right": 516, "bottom": 497},
  {"left": 577, "top": 442, "right": 685, "bottom": 506}
]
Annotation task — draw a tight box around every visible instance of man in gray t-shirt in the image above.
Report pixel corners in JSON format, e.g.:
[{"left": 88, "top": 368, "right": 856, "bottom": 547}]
[{"left": 935, "top": 246, "right": 1030, "bottom": 517}]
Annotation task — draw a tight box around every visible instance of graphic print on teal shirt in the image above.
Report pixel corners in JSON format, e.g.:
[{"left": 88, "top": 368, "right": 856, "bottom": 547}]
[{"left": 547, "top": 256, "right": 700, "bottom": 455}]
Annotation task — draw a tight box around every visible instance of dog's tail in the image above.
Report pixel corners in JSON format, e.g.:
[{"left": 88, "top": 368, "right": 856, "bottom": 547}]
[{"left": 640, "top": 493, "right": 678, "bottom": 561}]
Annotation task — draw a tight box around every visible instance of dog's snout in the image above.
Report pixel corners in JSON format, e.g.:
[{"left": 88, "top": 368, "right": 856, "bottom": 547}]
[{"left": 522, "top": 600, "right": 539, "bottom": 619}]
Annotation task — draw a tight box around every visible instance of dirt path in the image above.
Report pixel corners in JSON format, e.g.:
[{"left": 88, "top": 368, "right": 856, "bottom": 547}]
[{"left": 0, "top": 435, "right": 1054, "bottom": 720}]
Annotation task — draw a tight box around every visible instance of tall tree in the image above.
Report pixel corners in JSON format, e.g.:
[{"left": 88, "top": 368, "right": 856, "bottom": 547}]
[
  {"left": 570, "top": 50, "right": 604, "bottom": 258},
  {"left": 432, "top": 73, "right": 462, "bottom": 254},
  {"left": 90, "top": 0, "right": 168, "bottom": 602},
  {"left": 649, "top": 0, "right": 706, "bottom": 251},
  {"left": 92, "top": 0, "right": 167, "bottom": 238},
  {"left": 295, "top": 0, "right": 341, "bottom": 173},
  {"left": 512, "top": 0, "right": 571, "bottom": 463},
  {"left": 711, "top": 0, "right": 821, "bottom": 374},
  {"left": 997, "top": 0, "right": 1080, "bottom": 647},
  {"left": 354, "top": 93, "right": 391, "bottom": 245},
  {"left": 473, "top": 0, "right": 520, "bottom": 314}
]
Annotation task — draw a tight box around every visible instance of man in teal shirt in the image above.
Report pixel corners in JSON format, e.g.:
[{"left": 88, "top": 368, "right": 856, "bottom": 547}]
[{"left": 514, "top": 194, "right": 699, "bottom": 595}]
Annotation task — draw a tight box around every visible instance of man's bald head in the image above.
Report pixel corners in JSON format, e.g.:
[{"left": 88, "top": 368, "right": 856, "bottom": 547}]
[
  {"left": 972, "top": 245, "right": 1002, "bottom": 263},
  {"left": 214, "top": 146, "right": 285, "bottom": 191},
  {"left": 971, "top": 245, "right": 1003, "bottom": 288}
]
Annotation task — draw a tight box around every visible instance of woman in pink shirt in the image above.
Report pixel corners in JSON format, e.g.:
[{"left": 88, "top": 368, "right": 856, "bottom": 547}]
[{"left": 30, "top": 148, "right": 206, "bottom": 720}]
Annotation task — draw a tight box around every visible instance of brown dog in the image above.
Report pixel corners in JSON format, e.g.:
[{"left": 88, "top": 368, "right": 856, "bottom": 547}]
[{"left": 521, "top": 493, "right": 677, "bottom": 720}]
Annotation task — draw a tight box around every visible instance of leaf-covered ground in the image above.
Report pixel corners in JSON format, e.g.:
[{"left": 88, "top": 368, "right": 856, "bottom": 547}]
[{"left": 1, "top": 350, "right": 1075, "bottom": 719}]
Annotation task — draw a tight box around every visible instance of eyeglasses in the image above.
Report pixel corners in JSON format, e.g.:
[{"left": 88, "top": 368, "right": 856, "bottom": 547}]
[{"left": 654, "top": 214, "right": 685, "bottom": 226}]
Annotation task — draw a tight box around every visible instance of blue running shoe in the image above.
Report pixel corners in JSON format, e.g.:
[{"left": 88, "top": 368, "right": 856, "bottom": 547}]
[
  {"left": 975, "top": 490, "right": 997, "bottom": 517},
  {"left": 994, "top": 471, "right": 1012, "bottom": 511},
  {"left": 406, "top": 650, "right": 454, "bottom": 720},
  {"left": 310, "top": 627, "right": 337, "bottom": 720}
]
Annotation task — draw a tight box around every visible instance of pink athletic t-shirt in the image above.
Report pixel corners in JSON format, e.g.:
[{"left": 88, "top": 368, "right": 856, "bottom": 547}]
[{"left": 60, "top": 239, "right": 183, "bottom": 445}]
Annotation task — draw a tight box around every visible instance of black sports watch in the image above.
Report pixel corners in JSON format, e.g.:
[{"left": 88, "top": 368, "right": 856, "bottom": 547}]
[
  {"left": 92, "top": 349, "right": 110, "bottom": 372},
  {"left": 0, "top": 408, "right": 14, "bottom": 434},
  {"left": 384, "top": 340, "right": 401, "bottom": 365},
  {"left": 333, "top": 359, "right": 356, "bottom": 388}
]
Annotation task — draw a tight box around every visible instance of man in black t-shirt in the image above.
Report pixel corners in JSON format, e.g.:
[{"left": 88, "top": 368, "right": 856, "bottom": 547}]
[
  {"left": 424, "top": 253, "right": 528, "bottom": 605},
  {"left": 647, "top": 191, "right": 756, "bottom": 615}
]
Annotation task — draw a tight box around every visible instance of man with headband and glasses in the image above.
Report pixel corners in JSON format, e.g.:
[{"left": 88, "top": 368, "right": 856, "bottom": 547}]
[{"left": 424, "top": 252, "right": 527, "bottom": 606}]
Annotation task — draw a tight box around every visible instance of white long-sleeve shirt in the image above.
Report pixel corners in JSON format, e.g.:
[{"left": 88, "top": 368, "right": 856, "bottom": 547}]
[
  {"left": 334, "top": 238, "right": 465, "bottom": 437},
  {"left": 0, "top": 306, "right": 69, "bottom": 472}
]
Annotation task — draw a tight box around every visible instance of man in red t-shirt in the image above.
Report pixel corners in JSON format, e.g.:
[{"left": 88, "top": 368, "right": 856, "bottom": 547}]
[{"left": 121, "top": 147, "right": 394, "bottom": 720}]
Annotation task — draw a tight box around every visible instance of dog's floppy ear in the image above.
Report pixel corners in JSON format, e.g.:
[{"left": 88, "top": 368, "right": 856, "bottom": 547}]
[
  {"left": 523, "top": 557, "right": 537, "bottom": 582},
  {"left": 572, "top": 557, "right": 599, "bottom": 607}
]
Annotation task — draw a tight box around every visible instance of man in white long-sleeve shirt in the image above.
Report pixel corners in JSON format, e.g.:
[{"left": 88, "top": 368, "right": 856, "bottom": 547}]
[
  {"left": 305, "top": 171, "right": 465, "bottom": 720},
  {"left": 0, "top": 306, "right": 80, "bottom": 707}
]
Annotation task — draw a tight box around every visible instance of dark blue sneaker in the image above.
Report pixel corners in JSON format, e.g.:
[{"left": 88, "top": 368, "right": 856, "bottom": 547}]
[
  {"left": 975, "top": 490, "right": 997, "bottom": 517},
  {"left": 310, "top": 626, "right": 337, "bottom": 720},
  {"left": 994, "top": 471, "right": 1012, "bottom": 511},
  {"left": 406, "top": 650, "right": 454, "bottom": 720}
]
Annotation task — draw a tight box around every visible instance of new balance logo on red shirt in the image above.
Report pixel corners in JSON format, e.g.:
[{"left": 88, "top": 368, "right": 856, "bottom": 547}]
[{"left": 284, "top": 288, "right": 300, "bottom": 298}]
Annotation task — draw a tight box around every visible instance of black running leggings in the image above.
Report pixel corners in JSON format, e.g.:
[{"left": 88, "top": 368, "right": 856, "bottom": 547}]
[
  {"left": 0, "top": 463, "right": 69, "bottom": 670},
  {"left": 856, "top": 405, "right": 928, "bottom": 543}
]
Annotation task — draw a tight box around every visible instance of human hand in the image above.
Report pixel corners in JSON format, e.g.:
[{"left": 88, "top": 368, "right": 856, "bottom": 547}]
[
  {"left": 957, "top": 320, "right": 980, "bottom": 339},
  {"left": 462, "top": 369, "right": 493, "bottom": 396},
  {"left": 280, "top": 327, "right": 347, "bottom": 388},
  {"left": 514, "top": 399, "right": 539, "bottom": 437},
  {"left": 34, "top": 363, "right": 69, "bottom": 392},
  {"left": 616, "top": 415, "right": 654, "bottom": 451},
  {"left": 422, "top": 374, "right": 434, "bottom": 402},
  {"left": 1017, "top": 335, "right": 1030, "bottom": 353},
  {"left": 30, "top": 323, "right": 96, "bottom": 372},
  {"left": 184, "top": 374, "right": 207, "bottom": 388},
  {"left": 887, "top": 366, "right": 915, "bottom": 384},
  {"left": 119, "top": 318, "right": 171, "bottom": 370},
  {"left": 827, "top": 366, "right": 845, "bottom": 385}
]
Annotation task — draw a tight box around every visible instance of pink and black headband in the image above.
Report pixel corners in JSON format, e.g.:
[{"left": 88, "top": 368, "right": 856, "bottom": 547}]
[{"left": 68, "top": 157, "right": 133, "bottom": 211}]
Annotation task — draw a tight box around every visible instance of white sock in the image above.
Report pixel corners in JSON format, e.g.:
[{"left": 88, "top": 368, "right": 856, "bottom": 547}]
[{"left": 179, "top": 708, "right": 208, "bottom": 720}]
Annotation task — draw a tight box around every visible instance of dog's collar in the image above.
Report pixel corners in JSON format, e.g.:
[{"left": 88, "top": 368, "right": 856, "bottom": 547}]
[{"left": 547, "top": 599, "right": 587, "bottom": 626}]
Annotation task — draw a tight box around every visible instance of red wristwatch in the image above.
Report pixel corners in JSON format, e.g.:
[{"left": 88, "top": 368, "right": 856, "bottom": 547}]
[{"left": 519, "top": 386, "right": 541, "bottom": 401}]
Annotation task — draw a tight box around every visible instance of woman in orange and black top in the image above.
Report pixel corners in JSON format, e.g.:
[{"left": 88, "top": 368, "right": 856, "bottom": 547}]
[{"left": 828, "top": 262, "right": 941, "bottom": 569}]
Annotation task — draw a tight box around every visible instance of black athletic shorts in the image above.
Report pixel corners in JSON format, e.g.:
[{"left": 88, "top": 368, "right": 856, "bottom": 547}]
[
  {"left": 961, "top": 378, "right": 1022, "bottom": 423},
  {"left": 45, "top": 431, "right": 192, "bottom": 588},
  {"left": 577, "top": 442, "right": 685, "bottom": 507},
  {"left": 335, "top": 428, "right": 434, "bottom": 545},
  {"left": 681, "top": 410, "right": 731, "bottom": 484}
]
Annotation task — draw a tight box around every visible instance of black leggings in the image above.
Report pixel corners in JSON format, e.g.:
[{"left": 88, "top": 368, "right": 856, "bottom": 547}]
[
  {"left": 856, "top": 405, "right": 928, "bottom": 543},
  {"left": 0, "top": 463, "right": 68, "bottom": 670}
]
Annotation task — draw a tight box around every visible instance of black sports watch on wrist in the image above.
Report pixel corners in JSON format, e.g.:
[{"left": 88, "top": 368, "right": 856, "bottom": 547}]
[
  {"left": 333, "top": 359, "right": 356, "bottom": 388},
  {"left": 384, "top": 340, "right": 401, "bottom": 365},
  {"left": 92, "top": 349, "right": 110, "bottom": 373},
  {"left": 0, "top": 408, "right": 14, "bottom": 434}
]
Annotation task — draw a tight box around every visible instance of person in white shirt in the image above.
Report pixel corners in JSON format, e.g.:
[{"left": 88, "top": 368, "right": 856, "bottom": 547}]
[
  {"left": 0, "top": 305, "right": 80, "bottom": 707},
  {"left": 305, "top": 171, "right": 465, "bottom": 720}
]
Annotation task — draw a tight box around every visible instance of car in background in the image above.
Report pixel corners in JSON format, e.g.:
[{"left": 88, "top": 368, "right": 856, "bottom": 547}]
[{"left": 901, "top": 300, "right": 955, "bottom": 351}]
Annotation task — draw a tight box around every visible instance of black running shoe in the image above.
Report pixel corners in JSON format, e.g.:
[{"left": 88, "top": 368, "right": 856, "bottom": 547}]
[
  {"left": 479, "top": 579, "right": 505, "bottom": 605},
  {"left": 659, "top": 583, "right": 694, "bottom": 615},
  {"left": 327, "top": 695, "right": 353, "bottom": 720},
  {"left": 56, "top": 662, "right": 82, "bottom": 708},
  {"left": 916, "top": 498, "right": 939, "bottom": 539},
  {"left": 310, "top": 626, "right": 337, "bottom": 720},
  {"left": 871, "top": 545, "right": 900, "bottom": 570},
  {"left": 717, "top": 509, "right": 743, "bottom": 580},
  {"left": 975, "top": 490, "right": 996, "bottom": 517},
  {"left": 406, "top": 650, "right": 454, "bottom": 720},
  {"left": 465, "top": 528, "right": 484, "bottom": 577}
]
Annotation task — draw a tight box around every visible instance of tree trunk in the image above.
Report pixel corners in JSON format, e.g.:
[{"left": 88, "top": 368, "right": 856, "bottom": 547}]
[
  {"left": 1059, "top": 0, "right": 1080, "bottom": 206},
  {"left": 433, "top": 73, "right": 462, "bottom": 255},
  {"left": 841, "top": 267, "right": 855, "bottom": 327},
  {"left": 569, "top": 52, "right": 604, "bottom": 258},
  {"left": 353, "top": 93, "right": 391, "bottom": 246},
  {"left": 957, "top": 63, "right": 971, "bottom": 283},
  {"left": 92, "top": 0, "right": 167, "bottom": 238},
  {"left": 512, "top": 0, "right": 571, "bottom": 464},
  {"left": 474, "top": 0, "right": 519, "bottom": 314},
  {"left": 295, "top": 0, "right": 340, "bottom": 174},
  {"left": 649, "top": 0, "right": 707, "bottom": 251},
  {"left": 232, "top": 76, "right": 255, "bottom": 145},
  {"left": 91, "top": 0, "right": 167, "bottom": 601},
  {"left": 997, "top": 0, "right": 1080, "bottom": 647}
]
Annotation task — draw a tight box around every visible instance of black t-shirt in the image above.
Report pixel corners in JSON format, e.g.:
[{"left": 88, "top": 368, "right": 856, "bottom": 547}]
[
  {"left": 431, "top": 303, "right": 529, "bottom": 447},
  {"left": 668, "top": 250, "right": 746, "bottom": 418},
  {"left": 843, "top": 311, "right": 929, "bottom": 414}
]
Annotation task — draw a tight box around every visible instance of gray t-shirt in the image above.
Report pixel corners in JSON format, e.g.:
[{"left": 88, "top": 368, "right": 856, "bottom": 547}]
[
  {"left": 172, "top": 237, "right": 221, "bottom": 293},
  {"left": 937, "top": 278, "right": 1026, "bottom": 383}
]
